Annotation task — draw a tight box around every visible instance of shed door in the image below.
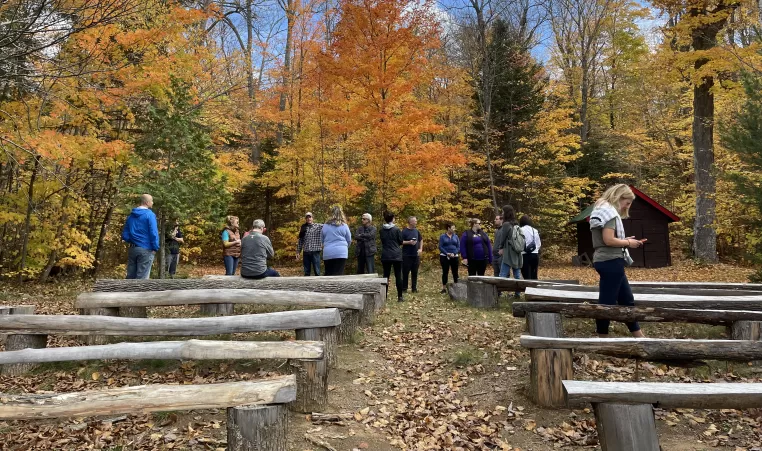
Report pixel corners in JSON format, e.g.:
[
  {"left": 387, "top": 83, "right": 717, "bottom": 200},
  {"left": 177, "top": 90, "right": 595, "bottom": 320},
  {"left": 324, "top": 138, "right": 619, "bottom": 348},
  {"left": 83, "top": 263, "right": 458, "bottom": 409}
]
[{"left": 641, "top": 222, "right": 669, "bottom": 268}]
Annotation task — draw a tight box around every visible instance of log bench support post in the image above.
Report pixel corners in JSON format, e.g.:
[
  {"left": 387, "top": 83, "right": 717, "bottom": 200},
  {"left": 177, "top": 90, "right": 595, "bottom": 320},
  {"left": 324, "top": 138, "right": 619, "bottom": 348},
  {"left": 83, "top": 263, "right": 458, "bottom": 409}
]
[
  {"left": 78, "top": 307, "right": 119, "bottom": 345},
  {"left": 593, "top": 403, "right": 660, "bottom": 451},
  {"left": 527, "top": 312, "right": 571, "bottom": 407},
  {"left": 732, "top": 321, "right": 762, "bottom": 340},
  {"left": 296, "top": 326, "right": 337, "bottom": 368},
  {"left": 337, "top": 309, "right": 359, "bottom": 344},
  {"left": 375, "top": 286, "right": 386, "bottom": 310},
  {"left": 467, "top": 281, "right": 498, "bottom": 308},
  {"left": 361, "top": 294, "right": 376, "bottom": 325},
  {"left": 119, "top": 306, "right": 148, "bottom": 318},
  {"left": 199, "top": 303, "right": 234, "bottom": 316},
  {"left": 227, "top": 404, "right": 288, "bottom": 451},
  {"left": 2, "top": 306, "right": 47, "bottom": 376}
]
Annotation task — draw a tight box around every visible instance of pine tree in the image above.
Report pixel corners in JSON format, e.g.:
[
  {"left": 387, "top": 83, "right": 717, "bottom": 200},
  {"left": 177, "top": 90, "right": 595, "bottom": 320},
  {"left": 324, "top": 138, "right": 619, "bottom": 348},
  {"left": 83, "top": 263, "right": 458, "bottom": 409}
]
[{"left": 722, "top": 67, "right": 762, "bottom": 281}]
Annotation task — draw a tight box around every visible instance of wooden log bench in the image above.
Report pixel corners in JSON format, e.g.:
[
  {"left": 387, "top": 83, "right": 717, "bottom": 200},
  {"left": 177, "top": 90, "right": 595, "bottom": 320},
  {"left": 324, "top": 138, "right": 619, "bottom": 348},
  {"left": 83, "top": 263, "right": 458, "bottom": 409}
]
[
  {"left": 529, "top": 283, "right": 762, "bottom": 297},
  {"left": 463, "top": 276, "right": 580, "bottom": 308},
  {"left": 76, "top": 289, "right": 371, "bottom": 345},
  {"left": 0, "top": 375, "right": 296, "bottom": 451},
  {"left": 0, "top": 305, "right": 46, "bottom": 376},
  {"left": 0, "top": 339, "right": 326, "bottom": 413},
  {"left": 0, "top": 308, "right": 341, "bottom": 369},
  {"left": 629, "top": 281, "right": 762, "bottom": 290},
  {"left": 521, "top": 334, "right": 762, "bottom": 407},
  {"left": 93, "top": 277, "right": 386, "bottom": 323},
  {"left": 563, "top": 381, "right": 762, "bottom": 451},
  {"left": 524, "top": 286, "right": 762, "bottom": 340},
  {"left": 513, "top": 302, "right": 762, "bottom": 339}
]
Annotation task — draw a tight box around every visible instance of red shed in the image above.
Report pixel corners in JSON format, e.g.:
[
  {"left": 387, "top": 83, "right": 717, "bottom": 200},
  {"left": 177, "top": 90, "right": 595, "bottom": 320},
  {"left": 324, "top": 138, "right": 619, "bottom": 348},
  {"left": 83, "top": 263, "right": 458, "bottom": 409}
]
[{"left": 569, "top": 186, "right": 679, "bottom": 268}]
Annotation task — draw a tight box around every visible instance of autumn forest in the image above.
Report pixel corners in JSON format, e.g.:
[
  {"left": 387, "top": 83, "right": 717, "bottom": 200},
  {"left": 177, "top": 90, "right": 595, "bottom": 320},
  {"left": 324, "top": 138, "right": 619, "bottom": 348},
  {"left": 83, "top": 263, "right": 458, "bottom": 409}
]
[{"left": 2, "top": 0, "right": 762, "bottom": 280}]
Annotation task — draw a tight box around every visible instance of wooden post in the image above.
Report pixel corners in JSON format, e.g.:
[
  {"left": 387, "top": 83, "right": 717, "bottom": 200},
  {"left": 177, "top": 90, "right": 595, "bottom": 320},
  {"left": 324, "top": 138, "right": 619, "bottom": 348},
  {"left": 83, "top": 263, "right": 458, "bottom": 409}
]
[
  {"left": 732, "top": 321, "right": 762, "bottom": 340},
  {"left": 199, "top": 303, "right": 235, "bottom": 316},
  {"left": 296, "top": 327, "right": 336, "bottom": 368},
  {"left": 119, "top": 306, "right": 148, "bottom": 318},
  {"left": 593, "top": 403, "right": 660, "bottom": 451},
  {"left": 289, "top": 357, "right": 328, "bottom": 413},
  {"left": 337, "top": 309, "right": 359, "bottom": 344},
  {"left": 447, "top": 282, "right": 468, "bottom": 302},
  {"left": 467, "top": 281, "right": 498, "bottom": 308},
  {"left": 227, "top": 404, "right": 288, "bottom": 451},
  {"left": 526, "top": 312, "right": 564, "bottom": 337},
  {"left": 529, "top": 348, "right": 573, "bottom": 407},
  {"left": 374, "top": 285, "right": 385, "bottom": 310},
  {"left": 360, "top": 294, "right": 376, "bottom": 325},
  {"left": 78, "top": 307, "right": 118, "bottom": 345},
  {"left": 526, "top": 312, "right": 571, "bottom": 407},
  {"left": 2, "top": 306, "right": 47, "bottom": 376}
]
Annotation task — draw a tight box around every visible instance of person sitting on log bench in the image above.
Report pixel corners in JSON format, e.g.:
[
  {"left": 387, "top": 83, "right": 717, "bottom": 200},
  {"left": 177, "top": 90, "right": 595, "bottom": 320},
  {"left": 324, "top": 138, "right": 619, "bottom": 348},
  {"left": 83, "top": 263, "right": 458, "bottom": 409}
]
[
  {"left": 589, "top": 184, "right": 645, "bottom": 338},
  {"left": 240, "top": 219, "right": 280, "bottom": 279}
]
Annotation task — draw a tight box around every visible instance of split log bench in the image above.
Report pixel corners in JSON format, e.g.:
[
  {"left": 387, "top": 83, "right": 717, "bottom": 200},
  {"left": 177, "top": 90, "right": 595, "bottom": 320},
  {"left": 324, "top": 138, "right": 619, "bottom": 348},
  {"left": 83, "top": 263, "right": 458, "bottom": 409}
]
[
  {"left": 523, "top": 286, "right": 762, "bottom": 340},
  {"left": 563, "top": 380, "right": 762, "bottom": 451},
  {"left": 76, "top": 289, "right": 370, "bottom": 345},
  {"left": 464, "top": 276, "right": 580, "bottom": 308},
  {"left": 0, "top": 339, "right": 326, "bottom": 413},
  {"left": 629, "top": 281, "right": 762, "bottom": 290},
  {"left": 0, "top": 375, "right": 297, "bottom": 451},
  {"left": 0, "top": 305, "right": 45, "bottom": 376},
  {"left": 513, "top": 302, "right": 762, "bottom": 339},
  {"left": 91, "top": 277, "right": 386, "bottom": 324},
  {"left": 520, "top": 334, "right": 762, "bottom": 407},
  {"left": 529, "top": 283, "right": 762, "bottom": 297},
  {"left": 0, "top": 309, "right": 340, "bottom": 403}
]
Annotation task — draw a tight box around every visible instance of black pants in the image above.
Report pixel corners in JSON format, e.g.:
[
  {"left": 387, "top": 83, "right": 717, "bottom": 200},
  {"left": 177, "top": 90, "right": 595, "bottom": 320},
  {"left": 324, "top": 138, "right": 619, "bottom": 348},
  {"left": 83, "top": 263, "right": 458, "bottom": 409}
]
[
  {"left": 492, "top": 259, "right": 501, "bottom": 277},
  {"left": 357, "top": 254, "right": 375, "bottom": 274},
  {"left": 324, "top": 258, "right": 347, "bottom": 276},
  {"left": 440, "top": 255, "right": 459, "bottom": 285},
  {"left": 382, "top": 260, "right": 403, "bottom": 299},
  {"left": 521, "top": 253, "right": 539, "bottom": 280},
  {"left": 402, "top": 255, "right": 420, "bottom": 291},
  {"left": 466, "top": 259, "right": 487, "bottom": 276},
  {"left": 594, "top": 258, "right": 640, "bottom": 334}
]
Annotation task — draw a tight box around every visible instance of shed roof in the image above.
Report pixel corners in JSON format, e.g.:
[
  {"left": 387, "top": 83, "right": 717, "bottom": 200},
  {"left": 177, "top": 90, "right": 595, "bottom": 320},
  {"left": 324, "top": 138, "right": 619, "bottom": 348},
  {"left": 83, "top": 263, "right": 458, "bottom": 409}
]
[{"left": 569, "top": 186, "right": 680, "bottom": 224}]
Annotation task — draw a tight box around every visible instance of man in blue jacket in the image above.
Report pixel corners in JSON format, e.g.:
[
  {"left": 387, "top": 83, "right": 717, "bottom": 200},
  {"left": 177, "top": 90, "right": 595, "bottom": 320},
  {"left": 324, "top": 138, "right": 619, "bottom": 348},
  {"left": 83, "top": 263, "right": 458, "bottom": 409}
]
[{"left": 121, "top": 194, "right": 160, "bottom": 279}]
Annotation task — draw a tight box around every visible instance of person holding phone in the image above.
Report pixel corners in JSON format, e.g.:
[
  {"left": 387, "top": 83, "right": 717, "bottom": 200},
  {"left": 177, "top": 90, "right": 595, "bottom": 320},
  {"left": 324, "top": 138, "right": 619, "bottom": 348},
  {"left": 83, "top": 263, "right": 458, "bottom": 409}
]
[
  {"left": 401, "top": 216, "right": 423, "bottom": 293},
  {"left": 589, "top": 184, "right": 646, "bottom": 338}
]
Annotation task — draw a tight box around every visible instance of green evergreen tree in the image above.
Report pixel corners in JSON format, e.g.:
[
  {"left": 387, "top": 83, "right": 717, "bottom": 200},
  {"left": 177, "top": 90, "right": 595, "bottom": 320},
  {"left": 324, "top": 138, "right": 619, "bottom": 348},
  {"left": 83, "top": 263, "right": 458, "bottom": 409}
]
[
  {"left": 722, "top": 68, "right": 762, "bottom": 281},
  {"left": 132, "top": 76, "right": 229, "bottom": 277}
]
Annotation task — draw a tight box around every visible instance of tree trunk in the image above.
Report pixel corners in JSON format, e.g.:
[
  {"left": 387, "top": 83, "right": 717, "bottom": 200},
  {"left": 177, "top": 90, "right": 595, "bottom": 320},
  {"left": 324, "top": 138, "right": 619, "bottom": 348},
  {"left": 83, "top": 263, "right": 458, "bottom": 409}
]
[
  {"left": 278, "top": 0, "right": 294, "bottom": 145},
  {"left": 40, "top": 170, "right": 74, "bottom": 283},
  {"left": 692, "top": 74, "right": 718, "bottom": 262},
  {"left": 18, "top": 156, "right": 40, "bottom": 282}
]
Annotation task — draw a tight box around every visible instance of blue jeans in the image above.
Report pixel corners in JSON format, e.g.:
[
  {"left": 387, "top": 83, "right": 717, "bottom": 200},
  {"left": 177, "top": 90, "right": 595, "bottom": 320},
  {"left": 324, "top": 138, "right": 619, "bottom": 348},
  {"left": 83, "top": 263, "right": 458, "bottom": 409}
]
[
  {"left": 303, "top": 251, "right": 321, "bottom": 276},
  {"left": 242, "top": 267, "right": 281, "bottom": 279},
  {"left": 166, "top": 253, "right": 179, "bottom": 277},
  {"left": 594, "top": 258, "right": 640, "bottom": 334},
  {"left": 224, "top": 255, "right": 239, "bottom": 275},
  {"left": 499, "top": 263, "right": 522, "bottom": 296},
  {"left": 126, "top": 246, "right": 155, "bottom": 279},
  {"left": 357, "top": 255, "right": 375, "bottom": 274}
]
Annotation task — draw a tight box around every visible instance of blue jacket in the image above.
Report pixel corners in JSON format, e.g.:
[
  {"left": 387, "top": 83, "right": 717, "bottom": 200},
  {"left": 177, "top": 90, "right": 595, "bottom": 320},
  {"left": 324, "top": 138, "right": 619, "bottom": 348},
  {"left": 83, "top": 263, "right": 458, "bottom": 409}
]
[
  {"left": 322, "top": 222, "right": 352, "bottom": 260},
  {"left": 438, "top": 233, "right": 460, "bottom": 255},
  {"left": 122, "top": 207, "right": 160, "bottom": 251}
]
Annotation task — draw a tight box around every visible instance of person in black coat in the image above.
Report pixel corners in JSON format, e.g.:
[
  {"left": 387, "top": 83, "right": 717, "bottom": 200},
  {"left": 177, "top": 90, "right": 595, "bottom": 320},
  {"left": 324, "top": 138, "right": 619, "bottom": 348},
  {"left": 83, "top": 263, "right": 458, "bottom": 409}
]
[
  {"left": 355, "top": 213, "right": 377, "bottom": 274},
  {"left": 379, "top": 211, "right": 404, "bottom": 302}
]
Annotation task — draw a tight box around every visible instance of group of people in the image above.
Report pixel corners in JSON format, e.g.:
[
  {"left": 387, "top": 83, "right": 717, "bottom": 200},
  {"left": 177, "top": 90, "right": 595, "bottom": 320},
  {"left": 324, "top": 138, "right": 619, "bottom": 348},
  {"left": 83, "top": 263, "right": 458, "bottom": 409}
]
[
  {"left": 121, "top": 184, "right": 647, "bottom": 339},
  {"left": 295, "top": 209, "right": 424, "bottom": 302},
  {"left": 437, "top": 206, "right": 541, "bottom": 295}
]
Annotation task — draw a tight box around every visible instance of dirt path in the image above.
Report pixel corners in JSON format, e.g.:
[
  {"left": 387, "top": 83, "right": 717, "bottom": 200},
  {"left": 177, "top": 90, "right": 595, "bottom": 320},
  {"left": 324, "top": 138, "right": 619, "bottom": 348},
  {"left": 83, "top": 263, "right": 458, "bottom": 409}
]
[{"left": 1, "top": 261, "right": 760, "bottom": 450}]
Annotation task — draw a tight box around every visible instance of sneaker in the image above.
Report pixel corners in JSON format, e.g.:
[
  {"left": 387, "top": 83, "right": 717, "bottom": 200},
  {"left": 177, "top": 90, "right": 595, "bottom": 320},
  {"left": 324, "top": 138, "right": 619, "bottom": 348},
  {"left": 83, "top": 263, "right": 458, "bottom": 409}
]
[
  {"left": 412, "top": 289, "right": 418, "bottom": 293},
  {"left": 440, "top": 288, "right": 446, "bottom": 294},
  {"left": 398, "top": 297, "right": 404, "bottom": 302}
]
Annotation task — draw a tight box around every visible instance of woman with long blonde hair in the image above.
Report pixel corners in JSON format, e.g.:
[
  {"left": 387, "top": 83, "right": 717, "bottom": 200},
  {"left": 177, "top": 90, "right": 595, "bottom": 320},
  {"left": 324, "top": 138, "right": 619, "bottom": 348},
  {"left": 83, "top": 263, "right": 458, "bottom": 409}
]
[
  {"left": 589, "top": 184, "right": 646, "bottom": 338},
  {"left": 321, "top": 205, "right": 352, "bottom": 275}
]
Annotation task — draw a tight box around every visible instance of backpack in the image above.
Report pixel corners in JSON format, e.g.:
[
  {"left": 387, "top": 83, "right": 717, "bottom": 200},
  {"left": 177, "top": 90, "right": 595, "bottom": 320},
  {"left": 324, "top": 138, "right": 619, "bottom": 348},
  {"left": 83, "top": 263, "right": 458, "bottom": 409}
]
[
  {"left": 508, "top": 225, "right": 525, "bottom": 254},
  {"left": 524, "top": 228, "right": 536, "bottom": 253}
]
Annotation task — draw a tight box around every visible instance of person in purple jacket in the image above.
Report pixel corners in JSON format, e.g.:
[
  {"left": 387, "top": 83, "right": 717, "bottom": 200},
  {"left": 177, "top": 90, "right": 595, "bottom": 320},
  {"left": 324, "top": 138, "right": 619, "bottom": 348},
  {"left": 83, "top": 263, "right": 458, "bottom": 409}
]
[
  {"left": 460, "top": 218, "right": 492, "bottom": 276},
  {"left": 121, "top": 194, "right": 160, "bottom": 279},
  {"left": 321, "top": 205, "right": 352, "bottom": 275}
]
